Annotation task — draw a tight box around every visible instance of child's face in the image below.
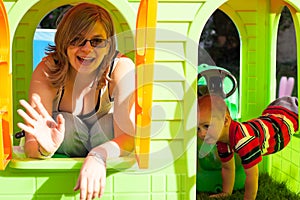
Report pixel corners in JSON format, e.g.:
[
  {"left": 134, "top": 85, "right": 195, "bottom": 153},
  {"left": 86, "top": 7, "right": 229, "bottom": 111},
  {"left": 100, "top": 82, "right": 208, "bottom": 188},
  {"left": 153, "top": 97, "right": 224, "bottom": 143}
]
[{"left": 197, "top": 106, "right": 225, "bottom": 144}]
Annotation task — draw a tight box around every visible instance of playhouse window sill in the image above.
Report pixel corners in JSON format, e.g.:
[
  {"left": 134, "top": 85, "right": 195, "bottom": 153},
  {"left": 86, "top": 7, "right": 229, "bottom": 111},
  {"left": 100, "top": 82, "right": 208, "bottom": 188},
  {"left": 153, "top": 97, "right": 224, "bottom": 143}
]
[{"left": 9, "top": 146, "right": 137, "bottom": 171}]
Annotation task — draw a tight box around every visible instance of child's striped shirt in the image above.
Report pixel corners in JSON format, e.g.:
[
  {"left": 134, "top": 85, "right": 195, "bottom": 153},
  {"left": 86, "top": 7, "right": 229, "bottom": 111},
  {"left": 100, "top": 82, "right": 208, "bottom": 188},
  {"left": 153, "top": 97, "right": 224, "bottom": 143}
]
[{"left": 217, "top": 105, "right": 298, "bottom": 169}]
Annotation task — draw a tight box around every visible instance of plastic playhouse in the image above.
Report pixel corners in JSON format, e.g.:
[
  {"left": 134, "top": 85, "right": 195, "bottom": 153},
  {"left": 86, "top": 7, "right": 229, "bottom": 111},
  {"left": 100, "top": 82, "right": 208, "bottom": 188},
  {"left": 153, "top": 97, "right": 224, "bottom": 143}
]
[{"left": 0, "top": 0, "right": 299, "bottom": 199}]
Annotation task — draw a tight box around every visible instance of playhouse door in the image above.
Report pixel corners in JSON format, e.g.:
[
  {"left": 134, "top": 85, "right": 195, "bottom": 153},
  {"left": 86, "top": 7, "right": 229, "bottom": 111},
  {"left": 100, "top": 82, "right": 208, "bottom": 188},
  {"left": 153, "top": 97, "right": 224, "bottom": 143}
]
[
  {"left": 135, "top": 0, "right": 157, "bottom": 169},
  {"left": 0, "top": 0, "right": 13, "bottom": 170}
]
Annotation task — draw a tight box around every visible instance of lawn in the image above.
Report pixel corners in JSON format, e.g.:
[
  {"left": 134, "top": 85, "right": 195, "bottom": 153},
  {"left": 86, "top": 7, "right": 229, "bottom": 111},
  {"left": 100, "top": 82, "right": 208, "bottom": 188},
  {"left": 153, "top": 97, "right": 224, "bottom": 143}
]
[{"left": 197, "top": 173, "right": 300, "bottom": 200}]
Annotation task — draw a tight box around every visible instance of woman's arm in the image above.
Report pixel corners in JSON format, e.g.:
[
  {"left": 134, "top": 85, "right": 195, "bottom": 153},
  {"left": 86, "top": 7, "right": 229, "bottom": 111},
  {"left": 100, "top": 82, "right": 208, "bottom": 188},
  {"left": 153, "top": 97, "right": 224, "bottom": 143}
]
[
  {"left": 18, "top": 59, "right": 64, "bottom": 158},
  {"left": 29, "top": 59, "right": 57, "bottom": 115},
  {"left": 108, "top": 56, "right": 136, "bottom": 157}
]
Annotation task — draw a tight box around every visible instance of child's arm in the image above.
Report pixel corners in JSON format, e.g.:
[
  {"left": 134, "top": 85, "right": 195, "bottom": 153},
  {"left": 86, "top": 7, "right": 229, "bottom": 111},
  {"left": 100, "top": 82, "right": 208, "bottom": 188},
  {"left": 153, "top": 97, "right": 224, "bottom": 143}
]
[
  {"left": 243, "top": 164, "right": 259, "bottom": 200},
  {"left": 209, "top": 156, "right": 235, "bottom": 198},
  {"left": 221, "top": 156, "right": 235, "bottom": 195}
]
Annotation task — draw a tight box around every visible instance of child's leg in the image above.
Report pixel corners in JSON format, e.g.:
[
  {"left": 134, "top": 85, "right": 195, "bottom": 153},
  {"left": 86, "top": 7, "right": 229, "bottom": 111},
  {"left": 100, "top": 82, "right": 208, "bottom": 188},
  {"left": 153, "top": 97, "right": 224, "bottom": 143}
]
[{"left": 269, "top": 96, "right": 298, "bottom": 114}]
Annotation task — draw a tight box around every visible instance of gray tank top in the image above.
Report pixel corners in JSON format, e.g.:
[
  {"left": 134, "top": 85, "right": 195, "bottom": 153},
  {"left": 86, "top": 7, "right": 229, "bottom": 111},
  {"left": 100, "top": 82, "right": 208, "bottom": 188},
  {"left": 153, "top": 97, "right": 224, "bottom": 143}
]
[{"left": 51, "top": 52, "right": 121, "bottom": 127}]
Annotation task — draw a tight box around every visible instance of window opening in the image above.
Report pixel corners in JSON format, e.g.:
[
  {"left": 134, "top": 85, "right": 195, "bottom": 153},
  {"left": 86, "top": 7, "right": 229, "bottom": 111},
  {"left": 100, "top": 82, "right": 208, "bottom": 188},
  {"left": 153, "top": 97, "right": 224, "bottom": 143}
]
[
  {"left": 33, "top": 5, "right": 71, "bottom": 69},
  {"left": 276, "top": 6, "right": 297, "bottom": 97}
]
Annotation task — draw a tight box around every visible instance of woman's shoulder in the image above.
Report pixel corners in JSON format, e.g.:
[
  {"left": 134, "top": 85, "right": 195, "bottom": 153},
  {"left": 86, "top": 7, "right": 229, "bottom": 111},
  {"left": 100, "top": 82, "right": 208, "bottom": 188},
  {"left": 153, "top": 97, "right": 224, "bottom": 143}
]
[
  {"left": 34, "top": 55, "right": 54, "bottom": 69},
  {"left": 108, "top": 55, "right": 135, "bottom": 88},
  {"left": 32, "top": 56, "right": 55, "bottom": 83},
  {"left": 115, "top": 56, "right": 134, "bottom": 68},
  {"left": 112, "top": 56, "right": 134, "bottom": 78},
  {"left": 34, "top": 56, "right": 57, "bottom": 75},
  {"left": 41, "top": 55, "right": 56, "bottom": 68}
]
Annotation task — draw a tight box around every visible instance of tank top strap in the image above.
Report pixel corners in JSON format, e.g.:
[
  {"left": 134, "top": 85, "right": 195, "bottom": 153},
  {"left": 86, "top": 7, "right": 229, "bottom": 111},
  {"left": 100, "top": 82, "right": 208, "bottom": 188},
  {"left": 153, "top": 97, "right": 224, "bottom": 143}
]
[
  {"left": 52, "top": 87, "right": 64, "bottom": 113},
  {"left": 108, "top": 50, "right": 122, "bottom": 77}
]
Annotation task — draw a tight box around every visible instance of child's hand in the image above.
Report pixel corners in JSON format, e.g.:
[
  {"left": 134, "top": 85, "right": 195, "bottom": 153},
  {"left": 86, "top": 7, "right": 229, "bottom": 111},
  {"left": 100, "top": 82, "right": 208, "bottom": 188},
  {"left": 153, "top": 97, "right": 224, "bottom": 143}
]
[{"left": 209, "top": 192, "right": 230, "bottom": 198}]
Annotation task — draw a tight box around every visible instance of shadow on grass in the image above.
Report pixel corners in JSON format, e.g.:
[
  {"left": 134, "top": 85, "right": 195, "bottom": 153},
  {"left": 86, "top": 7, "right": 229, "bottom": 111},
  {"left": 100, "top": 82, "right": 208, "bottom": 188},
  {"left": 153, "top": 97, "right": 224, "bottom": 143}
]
[{"left": 197, "top": 173, "right": 300, "bottom": 200}]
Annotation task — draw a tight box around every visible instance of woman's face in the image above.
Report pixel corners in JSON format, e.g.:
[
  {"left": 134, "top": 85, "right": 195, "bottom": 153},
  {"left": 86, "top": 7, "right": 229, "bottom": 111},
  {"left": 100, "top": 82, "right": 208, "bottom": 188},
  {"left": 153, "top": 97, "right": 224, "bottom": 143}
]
[{"left": 67, "top": 21, "right": 109, "bottom": 74}]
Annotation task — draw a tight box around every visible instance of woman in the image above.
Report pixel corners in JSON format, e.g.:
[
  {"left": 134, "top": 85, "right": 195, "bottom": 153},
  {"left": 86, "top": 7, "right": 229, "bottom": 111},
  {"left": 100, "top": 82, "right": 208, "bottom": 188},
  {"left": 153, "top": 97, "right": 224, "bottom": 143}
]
[{"left": 17, "top": 3, "right": 135, "bottom": 199}]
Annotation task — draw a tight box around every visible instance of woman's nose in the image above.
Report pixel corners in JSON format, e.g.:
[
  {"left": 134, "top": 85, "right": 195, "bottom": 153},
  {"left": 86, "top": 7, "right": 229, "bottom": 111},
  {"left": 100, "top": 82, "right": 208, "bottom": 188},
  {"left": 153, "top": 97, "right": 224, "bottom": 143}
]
[{"left": 80, "top": 41, "right": 93, "bottom": 51}]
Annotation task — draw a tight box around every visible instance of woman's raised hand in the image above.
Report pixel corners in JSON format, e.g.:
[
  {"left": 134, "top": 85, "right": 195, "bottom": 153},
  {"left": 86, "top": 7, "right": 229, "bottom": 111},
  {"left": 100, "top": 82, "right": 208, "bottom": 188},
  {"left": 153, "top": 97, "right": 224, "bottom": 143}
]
[{"left": 17, "top": 94, "right": 65, "bottom": 154}]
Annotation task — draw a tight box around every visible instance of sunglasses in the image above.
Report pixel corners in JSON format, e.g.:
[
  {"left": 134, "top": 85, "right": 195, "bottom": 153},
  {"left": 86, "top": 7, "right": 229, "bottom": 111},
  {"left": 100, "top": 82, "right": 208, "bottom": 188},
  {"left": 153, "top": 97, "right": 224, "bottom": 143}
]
[{"left": 70, "top": 38, "right": 108, "bottom": 48}]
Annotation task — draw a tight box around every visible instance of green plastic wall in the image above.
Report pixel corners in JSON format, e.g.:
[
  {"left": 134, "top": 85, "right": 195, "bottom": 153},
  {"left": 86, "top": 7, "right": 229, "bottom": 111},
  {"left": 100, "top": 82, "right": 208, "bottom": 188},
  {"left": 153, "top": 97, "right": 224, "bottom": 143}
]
[
  {"left": 0, "top": 157, "right": 190, "bottom": 199},
  {"left": 1, "top": 0, "right": 300, "bottom": 199}
]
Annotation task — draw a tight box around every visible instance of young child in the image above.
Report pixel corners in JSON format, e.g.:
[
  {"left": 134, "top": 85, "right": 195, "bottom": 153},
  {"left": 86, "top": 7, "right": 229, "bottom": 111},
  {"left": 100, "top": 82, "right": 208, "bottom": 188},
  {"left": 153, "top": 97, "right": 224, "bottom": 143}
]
[{"left": 197, "top": 94, "right": 298, "bottom": 200}]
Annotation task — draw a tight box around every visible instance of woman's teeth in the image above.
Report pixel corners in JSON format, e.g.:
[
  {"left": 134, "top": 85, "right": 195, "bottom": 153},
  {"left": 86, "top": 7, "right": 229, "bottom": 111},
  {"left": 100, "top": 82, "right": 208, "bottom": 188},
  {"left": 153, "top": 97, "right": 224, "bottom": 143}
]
[{"left": 77, "top": 56, "right": 94, "bottom": 64}]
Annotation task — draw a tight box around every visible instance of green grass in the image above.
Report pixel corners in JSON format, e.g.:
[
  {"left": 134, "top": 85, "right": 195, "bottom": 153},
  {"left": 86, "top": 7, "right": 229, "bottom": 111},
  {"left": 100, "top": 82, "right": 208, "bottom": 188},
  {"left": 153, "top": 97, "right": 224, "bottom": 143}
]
[{"left": 197, "top": 173, "right": 300, "bottom": 200}]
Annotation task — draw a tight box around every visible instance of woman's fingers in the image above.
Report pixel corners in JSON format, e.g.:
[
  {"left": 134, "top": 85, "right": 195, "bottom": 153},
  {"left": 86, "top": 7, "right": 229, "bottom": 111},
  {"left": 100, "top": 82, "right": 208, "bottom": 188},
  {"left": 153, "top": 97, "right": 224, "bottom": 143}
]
[
  {"left": 73, "top": 176, "right": 81, "bottom": 192},
  {"left": 86, "top": 180, "right": 94, "bottom": 200},
  {"left": 78, "top": 178, "right": 104, "bottom": 200},
  {"left": 19, "top": 95, "right": 51, "bottom": 121},
  {"left": 19, "top": 98, "right": 57, "bottom": 129},
  {"left": 79, "top": 176, "right": 88, "bottom": 200},
  {"left": 74, "top": 171, "right": 105, "bottom": 199},
  {"left": 16, "top": 122, "right": 36, "bottom": 137},
  {"left": 74, "top": 156, "right": 107, "bottom": 200},
  {"left": 92, "top": 179, "right": 100, "bottom": 199},
  {"left": 32, "top": 94, "right": 51, "bottom": 119},
  {"left": 17, "top": 109, "right": 37, "bottom": 127},
  {"left": 56, "top": 114, "right": 65, "bottom": 134},
  {"left": 99, "top": 177, "right": 105, "bottom": 198},
  {"left": 19, "top": 99, "right": 41, "bottom": 120}
]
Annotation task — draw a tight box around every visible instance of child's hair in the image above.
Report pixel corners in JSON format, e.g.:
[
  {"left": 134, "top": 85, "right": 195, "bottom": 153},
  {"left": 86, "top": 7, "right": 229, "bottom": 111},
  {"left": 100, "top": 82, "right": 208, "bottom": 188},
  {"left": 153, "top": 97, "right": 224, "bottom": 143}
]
[{"left": 198, "top": 94, "right": 230, "bottom": 119}]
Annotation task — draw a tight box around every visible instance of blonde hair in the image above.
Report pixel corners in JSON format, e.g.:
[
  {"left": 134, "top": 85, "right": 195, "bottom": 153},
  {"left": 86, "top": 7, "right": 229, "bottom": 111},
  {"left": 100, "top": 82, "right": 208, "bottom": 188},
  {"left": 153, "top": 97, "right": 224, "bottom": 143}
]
[{"left": 46, "top": 3, "right": 116, "bottom": 88}]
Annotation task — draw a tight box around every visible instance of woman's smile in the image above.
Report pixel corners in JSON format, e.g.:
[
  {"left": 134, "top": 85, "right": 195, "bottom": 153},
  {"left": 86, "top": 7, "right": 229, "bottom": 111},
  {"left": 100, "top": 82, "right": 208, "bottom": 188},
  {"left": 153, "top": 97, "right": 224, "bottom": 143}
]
[
  {"left": 67, "top": 21, "right": 109, "bottom": 74},
  {"left": 77, "top": 55, "right": 96, "bottom": 66}
]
